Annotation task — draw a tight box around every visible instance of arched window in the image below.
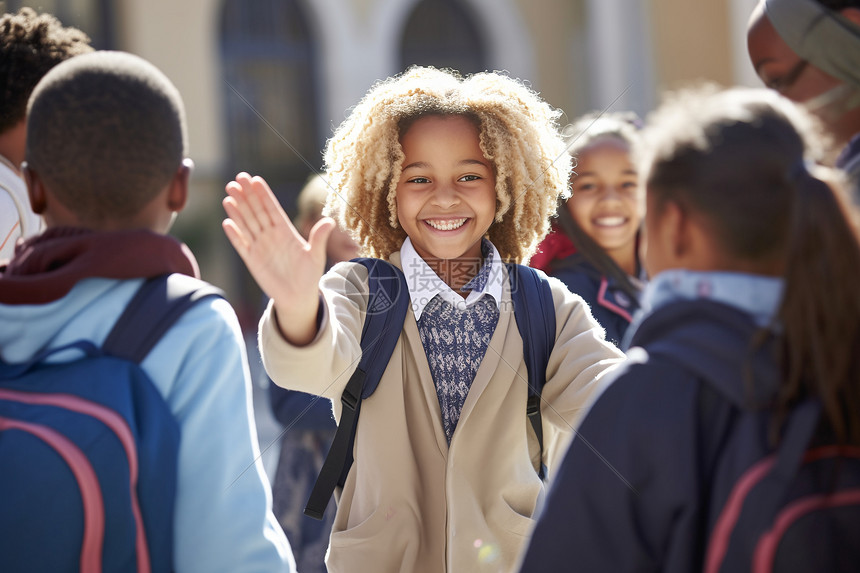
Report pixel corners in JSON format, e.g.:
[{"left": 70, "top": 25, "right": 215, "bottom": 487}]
[
  {"left": 220, "top": 0, "right": 321, "bottom": 216},
  {"left": 4, "top": 0, "right": 116, "bottom": 49},
  {"left": 399, "top": 0, "right": 488, "bottom": 75}
]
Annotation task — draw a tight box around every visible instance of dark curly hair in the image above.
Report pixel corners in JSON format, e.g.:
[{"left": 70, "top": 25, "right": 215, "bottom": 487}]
[{"left": 0, "top": 7, "right": 92, "bottom": 134}]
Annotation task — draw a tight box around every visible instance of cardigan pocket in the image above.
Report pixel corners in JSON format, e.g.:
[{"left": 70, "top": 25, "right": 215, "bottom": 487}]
[
  {"left": 488, "top": 499, "right": 534, "bottom": 539},
  {"left": 328, "top": 503, "right": 420, "bottom": 572},
  {"left": 330, "top": 505, "right": 387, "bottom": 547},
  {"left": 482, "top": 499, "right": 537, "bottom": 572}
]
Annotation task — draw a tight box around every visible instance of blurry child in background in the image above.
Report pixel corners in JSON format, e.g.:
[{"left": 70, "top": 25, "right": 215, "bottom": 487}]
[
  {"left": 531, "top": 112, "right": 645, "bottom": 346},
  {"left": 519, "top": 86, "right": 860, "bottom": 572},
  {"left": 268, "top": 172, "right": 358, "bottom": 573},
  {"left": 0, "top": 8, "right": 93, "bottom": 260}
]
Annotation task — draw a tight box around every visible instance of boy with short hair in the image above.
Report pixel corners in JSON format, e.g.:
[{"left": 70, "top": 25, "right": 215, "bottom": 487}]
[
  {"left": 0, "top": 50, "right": 294, "bottom": 572},
  {"left": 0, "top": 7, "right": 93, "bottom": 259}
]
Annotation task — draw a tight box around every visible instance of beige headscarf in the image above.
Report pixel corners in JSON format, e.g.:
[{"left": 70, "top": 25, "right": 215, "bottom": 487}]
[{"left": 765, "top": 0, "right": 860, "bottom": 87}]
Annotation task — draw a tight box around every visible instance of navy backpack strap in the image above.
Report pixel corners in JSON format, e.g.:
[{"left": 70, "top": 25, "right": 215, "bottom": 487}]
[
  {"left": 506, "top": 263, "right": 556, "bottom": 479},
  {"left": 102, "top": 273, "right": 225, "bottom": 363},
  {"left": 304, "top": 258, "right": 410, "bottom": 520}
]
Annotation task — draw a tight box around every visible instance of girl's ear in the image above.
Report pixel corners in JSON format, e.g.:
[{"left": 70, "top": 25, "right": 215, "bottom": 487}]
[
  {"left": 643, "top": 197, "right": 687, "bottom": 277},
  {"left": 674, "top": 203, "right": 698, "bottom": 260},
  {"left": 674, "top": 203, "right": 728, "bottom": 271},
  {"left": 661, "top": 200, "right": 688, "bottom": 259}
]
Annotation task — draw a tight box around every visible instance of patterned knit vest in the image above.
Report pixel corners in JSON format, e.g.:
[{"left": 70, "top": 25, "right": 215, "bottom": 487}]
[{"left": 416, "top": 241, "right": 500, "bottom": 443}]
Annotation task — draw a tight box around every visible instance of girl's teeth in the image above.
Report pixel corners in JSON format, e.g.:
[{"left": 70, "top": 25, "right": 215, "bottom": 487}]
[
  {"left": 426, "top": 218, "right": 467, "bottom": 231},
  {"left": 594, "top": 217, "right": 626, "bottom": 227}
]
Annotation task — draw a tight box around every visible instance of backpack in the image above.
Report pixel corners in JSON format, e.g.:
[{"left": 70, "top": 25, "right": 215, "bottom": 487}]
[
  {"left": 704, "top": 400, "right": 860, "bottom": 573},
  {"left": 648, "top": 337, "right": 860, "bottom": 573},
  {"left": 304, "top": 258, "right": 556, "bottom": 520},
  {"left": 0, "top": 273, "right": 223, "bottom": 573}
]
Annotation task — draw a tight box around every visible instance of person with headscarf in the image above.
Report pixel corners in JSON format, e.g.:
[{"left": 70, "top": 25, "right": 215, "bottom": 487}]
[{"left": 748, "top": 0, "right": 860, "bottom": 199}]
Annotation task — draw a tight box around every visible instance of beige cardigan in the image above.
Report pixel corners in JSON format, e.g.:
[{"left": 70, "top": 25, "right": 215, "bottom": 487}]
[{"left": 260, "top": 254, "right": 625, "bottom": 573}]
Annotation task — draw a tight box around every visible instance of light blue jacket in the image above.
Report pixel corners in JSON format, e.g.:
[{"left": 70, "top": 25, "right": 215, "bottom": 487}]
[{"left": 0, "top": 276, "right": 295, "bottom": 573}]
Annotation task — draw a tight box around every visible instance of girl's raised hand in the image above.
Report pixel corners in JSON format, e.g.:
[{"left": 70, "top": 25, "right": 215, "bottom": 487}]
[{"left": 222, "top": 172, "right": 334, "bottom": 345}]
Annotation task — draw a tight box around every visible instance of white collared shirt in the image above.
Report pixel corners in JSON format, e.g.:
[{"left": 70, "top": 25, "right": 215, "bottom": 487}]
[
  {"left": 1, "top": 154, "right": 43, "bottom": 261},
  {"left": 399, "top": 237, "right": 504, "bottom": 321}
]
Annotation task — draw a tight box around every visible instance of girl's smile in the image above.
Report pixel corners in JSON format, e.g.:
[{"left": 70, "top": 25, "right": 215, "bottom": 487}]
[
  {"left": 424, "top": 217, "right": 469, "bottom": 231},
  {"left": 591, "top": 215, "right": 630, "bottom": 228}
]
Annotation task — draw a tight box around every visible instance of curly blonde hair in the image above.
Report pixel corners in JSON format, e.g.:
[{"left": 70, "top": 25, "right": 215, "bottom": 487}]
[{"left": 322, "top": 66, "right": 571, "bottom": 263}]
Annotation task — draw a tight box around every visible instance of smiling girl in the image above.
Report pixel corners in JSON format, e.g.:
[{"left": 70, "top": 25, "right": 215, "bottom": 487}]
[
  {"left": 222, "top": 66, "right": 624, "bottom": 573},
  {"left": 531, "top": 111, "right": 645, "bottom": 346}
]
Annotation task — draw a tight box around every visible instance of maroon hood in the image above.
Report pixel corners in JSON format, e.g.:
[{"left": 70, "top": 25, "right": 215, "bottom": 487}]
[{"left": 0, "top": 227, "right": 199, "bottom": 304}]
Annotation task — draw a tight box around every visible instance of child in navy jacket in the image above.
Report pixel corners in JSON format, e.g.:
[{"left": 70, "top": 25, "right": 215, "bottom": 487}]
[{"left": 519, "top": 86, "right": 860, "bottom": 572}]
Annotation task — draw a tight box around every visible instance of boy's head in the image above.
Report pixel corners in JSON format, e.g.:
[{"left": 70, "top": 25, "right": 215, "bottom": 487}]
[
  {"left": 24, "top": 50, "right": 190, "bottom": 231},
  {"left": 322, "top": 66, "right": 571, "bottom": 263},
  {"left": 0, "top": 8, "right": 92, "bottom": 166}
]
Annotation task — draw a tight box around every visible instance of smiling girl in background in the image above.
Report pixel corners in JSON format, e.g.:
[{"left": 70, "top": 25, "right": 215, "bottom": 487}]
[{"left": 530, "top": 111, "right": 645, "bottom": 346}]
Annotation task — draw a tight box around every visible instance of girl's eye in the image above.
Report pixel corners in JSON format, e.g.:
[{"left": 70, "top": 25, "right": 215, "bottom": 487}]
[
  {"left": 459, "top": 174, "right": 481, "bottom": 182},
  {"left": 407, "top": 176, "right": 430, "bottom": 184},
  {"left": 621, "top": 181, "right": 639, "bottom": 191},
  {"left": 575, "top": 182, "right": 596, "bottom": 192}
]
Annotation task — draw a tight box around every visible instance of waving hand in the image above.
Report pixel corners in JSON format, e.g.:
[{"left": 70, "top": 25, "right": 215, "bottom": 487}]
[{"left": 222, "top": 172, "right": 334, "bottom": 344}]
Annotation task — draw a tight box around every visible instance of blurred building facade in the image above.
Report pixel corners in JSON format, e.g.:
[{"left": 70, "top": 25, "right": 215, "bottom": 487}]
[{"left": 4, "top": 0, "right": 760, "bottom": 322}]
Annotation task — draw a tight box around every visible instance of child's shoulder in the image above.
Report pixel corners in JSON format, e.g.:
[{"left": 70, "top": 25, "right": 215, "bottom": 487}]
[
  {"left": 540, "top": 271, "right": 594, "bottom": 315},
  {"left": 319, "top": 258, "right": 378, "bottom": 306},
  {"left": 548, "top": 258, "right": 602, "bottom": 300},
  {"left": 121, "top": 274, "right": 238, "bottom": 347},
  {"left": 530, "top": 229, "right": 577, "bottom": 273},
  {"left": 324, "top": 258, "right": 373, "bottom": 284}
]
